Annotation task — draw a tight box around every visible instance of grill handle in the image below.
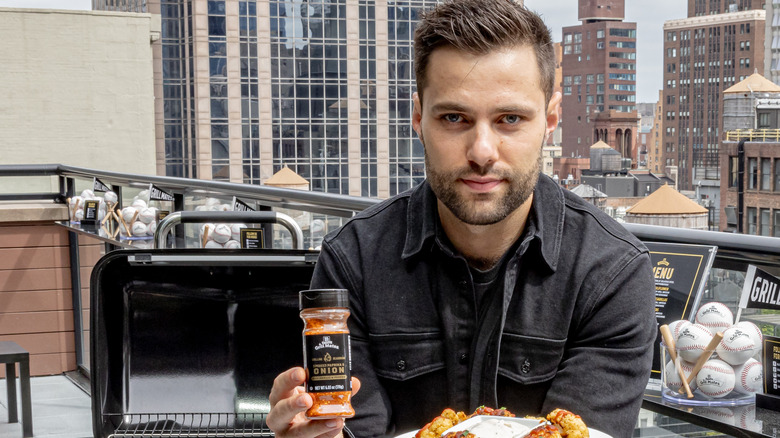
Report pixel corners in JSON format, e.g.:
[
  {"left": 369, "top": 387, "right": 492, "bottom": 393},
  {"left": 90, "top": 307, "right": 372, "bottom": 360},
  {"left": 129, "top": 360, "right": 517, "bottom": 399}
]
[{"left": 154, "top": 210, "right": 304, "bottom": 249}]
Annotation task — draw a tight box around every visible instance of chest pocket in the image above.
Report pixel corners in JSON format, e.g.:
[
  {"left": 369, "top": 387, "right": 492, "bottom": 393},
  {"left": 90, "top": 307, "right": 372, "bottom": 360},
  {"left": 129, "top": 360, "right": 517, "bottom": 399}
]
[
  {"left": 498, "top": 332, "right": 566, "bottom": 384},
  {"left": 369, "top": 332, "right": 445, "bottom": 381}
]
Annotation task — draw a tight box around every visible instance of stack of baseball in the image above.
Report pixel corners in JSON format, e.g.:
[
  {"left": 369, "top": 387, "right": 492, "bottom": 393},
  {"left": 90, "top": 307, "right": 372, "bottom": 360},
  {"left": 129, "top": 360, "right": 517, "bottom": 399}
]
[
  {"left": 117, "top": 190, "right": 158, "bottom": 239},
  {"left": 68, "top": 189, "right": 111, "bottom": 223},
  {"left": 199, "top": 222, "right": 247, "bottom": 249},
  {"left": 662, "top": 301, "right": 763, "bottom": 400}
]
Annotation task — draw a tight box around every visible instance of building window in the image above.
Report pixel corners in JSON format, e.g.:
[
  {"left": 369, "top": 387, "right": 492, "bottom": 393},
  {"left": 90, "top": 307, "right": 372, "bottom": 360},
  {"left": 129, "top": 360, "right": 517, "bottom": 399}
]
[
  {"left": 762, "top": 158, "right": 772, "bottom": 190},
  {"left": 775, "top": 158, "right": 780, "bottom": 191},
  {"left": 729, "top": 156, "right": 739, "bottom": 188},
  {"left": 748, "top": 157, "right": 758, "bottom": 189},
  {"left": 747, "top": 207, "right": 757, "bottom": 234},
  {"left": 760, "top": 209, "right": 771, "bottom": 236},
  {"left": 564, "top": 33, "right": 572, "bottom": 44},
  {"left": 775, "top": 210, "right": 780, "bottom": 237},
  {"left": 596, "top": 74, "right": 604, "bottom": 83}
]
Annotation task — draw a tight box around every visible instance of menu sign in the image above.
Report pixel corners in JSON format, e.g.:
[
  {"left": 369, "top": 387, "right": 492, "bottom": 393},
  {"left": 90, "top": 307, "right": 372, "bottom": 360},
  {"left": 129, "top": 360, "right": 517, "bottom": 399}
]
[
  {"left": 81, "top": 199, "right": 100, "bottom": 227},
  {"left": 645, "top": 242, "right": 717, "bottom": 382},
  {"left": 240, "top": 228, "right": 264, "bottom": 249},
  {"left": 758, "top": 335, "right": 780, "bottom": 410}
]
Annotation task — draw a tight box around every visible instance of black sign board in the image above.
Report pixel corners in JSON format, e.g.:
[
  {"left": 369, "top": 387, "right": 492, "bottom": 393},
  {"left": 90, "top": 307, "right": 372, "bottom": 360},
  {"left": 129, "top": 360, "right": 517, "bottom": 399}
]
[
  {"left": 645, "top": 242, "right": 717, "bottom": 381},
  {"left": 93, "top": 177, "right": 111, "bottom": 193},
  {"left": 148, "top": 183, "right": 174, "bottom": 202},
  {"left": 739, "top": 265, "right": 780, "bottom": 311},
  {"left": 240, "top": 228, "right": 264, "bottom": 249},
  {"left": 233, "top": 196, "right": 256, "bottom": 212}
]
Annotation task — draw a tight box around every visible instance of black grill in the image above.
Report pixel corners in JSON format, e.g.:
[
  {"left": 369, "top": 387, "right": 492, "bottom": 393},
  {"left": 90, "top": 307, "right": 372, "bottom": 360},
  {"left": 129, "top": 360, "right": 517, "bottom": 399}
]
[{"left": 91, "top": 250, "right": 317, "bottom": 438}]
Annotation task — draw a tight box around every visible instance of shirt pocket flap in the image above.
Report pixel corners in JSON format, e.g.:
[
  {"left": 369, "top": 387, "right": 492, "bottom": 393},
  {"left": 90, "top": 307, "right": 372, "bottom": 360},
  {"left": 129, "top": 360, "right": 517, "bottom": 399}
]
[
  {"left": 369, "top": 332, "right": 445, "bottom": 381},
  {"left": 498, "top": 333, "right": 566, "bottom": 384}
]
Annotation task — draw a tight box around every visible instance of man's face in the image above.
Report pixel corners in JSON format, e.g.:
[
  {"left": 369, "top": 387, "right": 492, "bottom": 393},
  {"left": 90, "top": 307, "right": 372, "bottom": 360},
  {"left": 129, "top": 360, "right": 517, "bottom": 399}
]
[{"left": 412, "top": 45, "right": 561, "bottom": 226}]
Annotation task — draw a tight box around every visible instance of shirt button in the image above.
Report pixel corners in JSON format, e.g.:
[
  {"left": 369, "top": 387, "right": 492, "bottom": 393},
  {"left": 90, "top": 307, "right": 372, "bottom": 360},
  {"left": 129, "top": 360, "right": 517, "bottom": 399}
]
[
  {"left": 521, "top": 359, "right": 531, "bottom": 374},
  {"left": 459, "top": 353, "right": 468, "bottom": 364},
  {"left": 396, "top": 360, "right": 407, "bottom": 371}
]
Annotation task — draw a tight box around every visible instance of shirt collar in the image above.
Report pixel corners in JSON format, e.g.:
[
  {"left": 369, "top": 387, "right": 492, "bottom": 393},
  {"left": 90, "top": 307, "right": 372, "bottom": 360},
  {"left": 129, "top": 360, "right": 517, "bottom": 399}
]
[{"left": 401, "top": 175, "right": 564, "bottom": 272}]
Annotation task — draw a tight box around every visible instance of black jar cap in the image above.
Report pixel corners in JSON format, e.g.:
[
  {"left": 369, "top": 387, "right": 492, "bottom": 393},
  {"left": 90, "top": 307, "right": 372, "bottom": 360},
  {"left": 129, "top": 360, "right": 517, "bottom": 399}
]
[{"left": 299, "top": 289, "right": 349, "bottom": 310}]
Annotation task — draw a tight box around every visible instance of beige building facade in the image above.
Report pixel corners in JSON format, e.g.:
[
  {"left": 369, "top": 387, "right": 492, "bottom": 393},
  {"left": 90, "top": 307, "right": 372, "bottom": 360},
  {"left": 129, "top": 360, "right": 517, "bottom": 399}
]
[{"left": 0, "top": 8, "right": 159, "bottom": 185}]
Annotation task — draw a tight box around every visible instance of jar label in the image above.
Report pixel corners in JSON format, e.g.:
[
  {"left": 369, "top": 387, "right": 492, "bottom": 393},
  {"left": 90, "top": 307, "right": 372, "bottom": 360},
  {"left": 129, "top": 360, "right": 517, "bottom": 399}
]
[{"left": 304, "top": 333, "right": 351, "bottom": 393}]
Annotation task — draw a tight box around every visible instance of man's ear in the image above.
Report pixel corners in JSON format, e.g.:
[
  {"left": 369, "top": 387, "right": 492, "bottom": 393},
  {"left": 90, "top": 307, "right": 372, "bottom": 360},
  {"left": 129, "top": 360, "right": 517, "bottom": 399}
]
[
  {"left": 412, "top": 92, "right": 424, "bottom": 144},
  {"left": 546, "top": 91, "right": 562, "bottom": 137}
]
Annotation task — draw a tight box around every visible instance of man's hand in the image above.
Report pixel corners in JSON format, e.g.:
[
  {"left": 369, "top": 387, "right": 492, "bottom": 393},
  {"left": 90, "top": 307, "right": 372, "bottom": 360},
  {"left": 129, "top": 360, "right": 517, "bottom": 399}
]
[{"left": 266, "top": 367, "right": 361, "bottom": 438}]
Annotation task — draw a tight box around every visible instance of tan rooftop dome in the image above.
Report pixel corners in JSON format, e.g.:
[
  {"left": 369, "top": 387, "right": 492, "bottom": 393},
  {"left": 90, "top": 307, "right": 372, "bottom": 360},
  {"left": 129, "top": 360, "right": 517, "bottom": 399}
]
[
  {"left": 264, "top": 166, "right": 309, "bottom": 188},
  {"left": 626, "top": 184, "right": 707, "bottom": 215},
  {"left": 724, "top": 72, "right": 780, "bottom": 94},
  {"left": 590, "top": 140, "right": 612, "bottom": 149}
]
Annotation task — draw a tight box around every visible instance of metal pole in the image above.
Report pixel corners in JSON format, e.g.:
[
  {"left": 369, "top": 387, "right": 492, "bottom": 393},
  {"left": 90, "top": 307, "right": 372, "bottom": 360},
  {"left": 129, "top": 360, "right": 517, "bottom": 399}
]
[{"left": 737, "top": 139, "right": 746, "bottom": 234}]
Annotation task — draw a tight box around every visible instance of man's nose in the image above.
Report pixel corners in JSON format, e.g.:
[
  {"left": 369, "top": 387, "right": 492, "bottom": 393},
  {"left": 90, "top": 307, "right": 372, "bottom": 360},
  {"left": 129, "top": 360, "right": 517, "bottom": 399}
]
[{"left": 466, "top": 123, "right": 499, "bottom": 167}]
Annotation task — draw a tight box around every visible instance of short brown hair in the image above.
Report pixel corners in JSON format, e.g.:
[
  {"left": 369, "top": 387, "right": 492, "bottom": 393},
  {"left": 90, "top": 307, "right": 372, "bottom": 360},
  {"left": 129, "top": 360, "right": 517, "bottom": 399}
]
[{"left": 414, "top": 0, "right": 555, "bottom": 104}]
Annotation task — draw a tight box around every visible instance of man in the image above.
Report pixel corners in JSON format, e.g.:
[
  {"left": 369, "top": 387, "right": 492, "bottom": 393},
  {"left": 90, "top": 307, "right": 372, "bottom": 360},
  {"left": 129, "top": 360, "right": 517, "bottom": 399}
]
[{"left": 268, "top": 1, "right": 656, "bottom": 437}]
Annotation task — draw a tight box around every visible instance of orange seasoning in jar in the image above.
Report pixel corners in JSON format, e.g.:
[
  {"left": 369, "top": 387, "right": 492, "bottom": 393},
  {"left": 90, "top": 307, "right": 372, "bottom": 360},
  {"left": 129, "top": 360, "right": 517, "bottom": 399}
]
[{"left": 299, "top": 289, "right": 354, "bottom": 419}]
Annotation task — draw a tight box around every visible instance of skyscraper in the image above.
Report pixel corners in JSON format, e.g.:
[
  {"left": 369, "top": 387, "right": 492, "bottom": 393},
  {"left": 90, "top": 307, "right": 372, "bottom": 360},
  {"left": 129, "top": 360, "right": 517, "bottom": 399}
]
[
  {"left": 662, "top": 0, "right": 765, "bottom": 192},
  {"left": 95, "top": 0, "right": 452, "bottom": 198},
  {"left": 561, "top": 0, "right": 638, "bottom": 162},
  {"left": 764, "top": 1, "right": 780, "bottom": 84}
]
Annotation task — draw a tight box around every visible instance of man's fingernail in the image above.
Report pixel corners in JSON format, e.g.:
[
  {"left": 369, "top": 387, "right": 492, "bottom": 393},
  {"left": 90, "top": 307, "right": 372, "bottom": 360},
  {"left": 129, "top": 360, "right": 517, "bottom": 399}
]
[
  {"left": 326, "top": 420, "right": 340, "bottom": 428},
  {"left": 296, "top": 395, "right": 308, "bottom": 407}
]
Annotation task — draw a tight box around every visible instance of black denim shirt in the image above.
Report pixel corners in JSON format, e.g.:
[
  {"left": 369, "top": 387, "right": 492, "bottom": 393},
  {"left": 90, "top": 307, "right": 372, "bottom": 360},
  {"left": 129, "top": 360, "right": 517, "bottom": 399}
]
[{"left": 310, "top": 174, "right": 656, "bottom": 438}]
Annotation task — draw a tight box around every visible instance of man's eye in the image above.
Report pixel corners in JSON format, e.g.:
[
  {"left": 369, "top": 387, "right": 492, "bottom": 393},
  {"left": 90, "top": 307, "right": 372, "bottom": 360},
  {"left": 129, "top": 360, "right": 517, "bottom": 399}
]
[
  {"left": 503, "top": 115, "right": 521, "bottom": 124},
  {"left": 443, "top": 114, "right": 462, "bottom": 123}
]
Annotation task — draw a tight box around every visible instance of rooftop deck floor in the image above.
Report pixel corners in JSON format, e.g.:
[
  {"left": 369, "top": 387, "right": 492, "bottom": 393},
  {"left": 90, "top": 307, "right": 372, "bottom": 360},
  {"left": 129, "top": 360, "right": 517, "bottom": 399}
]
[{"left": 0, "top": 373, "right": 92, "bottom": 437}]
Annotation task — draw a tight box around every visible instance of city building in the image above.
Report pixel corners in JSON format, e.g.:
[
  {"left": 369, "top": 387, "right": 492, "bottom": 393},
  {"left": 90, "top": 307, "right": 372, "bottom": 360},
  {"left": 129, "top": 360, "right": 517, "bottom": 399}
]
[
  {"left": 0, "top": 7, "right": 158, "bottom": 187},
  {"left": 765, "top": 0, "right": 780, "bottom": 84},
  {"left": 93, "top": 0, "right": 537, "bottom": 200},
  {"left": 561, "top": 0, "right": 638, "bottom": 163},
  {"left": 662, "top": 1, "right": 765, "bottom": 195},
  {"left": 646, "top": 90, "right": 669, "bottom": 178},
  {"left": 719, "top": 73, "right": 780, "bottom": 235}
]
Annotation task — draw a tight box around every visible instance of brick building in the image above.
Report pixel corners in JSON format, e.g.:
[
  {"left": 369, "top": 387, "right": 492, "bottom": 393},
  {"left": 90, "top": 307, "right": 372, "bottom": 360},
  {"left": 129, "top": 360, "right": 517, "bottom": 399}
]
[
  {"left": 561, "top": 0, "right": 637, "bottom": 162},
  {"left": 719, "top": 73, "right": 780, "bottom": 235},
  {"left": 662, "top": 1, "right": 765, "bottom": 193}
]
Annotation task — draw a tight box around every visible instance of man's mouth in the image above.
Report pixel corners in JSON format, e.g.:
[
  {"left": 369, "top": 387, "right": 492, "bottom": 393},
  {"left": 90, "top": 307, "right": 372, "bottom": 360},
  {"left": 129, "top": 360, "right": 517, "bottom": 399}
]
[{"left": 460, "top": 177, "right": 502, "bottom": 193}]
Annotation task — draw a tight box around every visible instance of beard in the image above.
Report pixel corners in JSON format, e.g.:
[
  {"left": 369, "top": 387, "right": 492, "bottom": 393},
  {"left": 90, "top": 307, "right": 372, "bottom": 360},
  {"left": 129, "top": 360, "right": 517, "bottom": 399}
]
[{"left": 425, "top": 148, "right": 542, "bottom": 226}]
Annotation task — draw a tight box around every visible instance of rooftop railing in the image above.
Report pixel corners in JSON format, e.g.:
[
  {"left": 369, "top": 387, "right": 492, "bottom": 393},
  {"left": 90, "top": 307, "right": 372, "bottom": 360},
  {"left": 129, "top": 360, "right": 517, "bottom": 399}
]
[{"left": 724, "top": 128, "right": 780, "bottom": 142}]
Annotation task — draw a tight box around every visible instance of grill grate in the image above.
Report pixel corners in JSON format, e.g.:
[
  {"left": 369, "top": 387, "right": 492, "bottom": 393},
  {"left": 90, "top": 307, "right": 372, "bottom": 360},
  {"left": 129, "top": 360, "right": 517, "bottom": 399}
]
[{"left": 108, "top": 413, "right": 272, "bottom": 437}]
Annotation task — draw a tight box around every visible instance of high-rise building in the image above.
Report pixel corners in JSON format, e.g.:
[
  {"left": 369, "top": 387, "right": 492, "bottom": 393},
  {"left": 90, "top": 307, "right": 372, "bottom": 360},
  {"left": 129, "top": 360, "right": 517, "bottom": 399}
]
[
  {"left": 662, "top": 1, "right": 765, "bottom": 193},
  {"left": 95, "top": 0, "right": 456, "bottom": 198},
  {"left": 92, "top": 1, "right": 539, "bottom": 199},
  {"left": 561, "top": 0, "right": 638, "bottom": 161}
]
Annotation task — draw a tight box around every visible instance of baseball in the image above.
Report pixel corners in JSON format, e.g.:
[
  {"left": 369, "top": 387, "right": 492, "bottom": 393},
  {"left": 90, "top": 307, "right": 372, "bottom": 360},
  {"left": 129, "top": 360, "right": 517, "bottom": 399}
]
[
  {"left": 131, "top": 198, "right": 148, "bottom": 210},
  {"left": 667, "top": 319, "right": 692, "bottom": 339},
  {"left": 224, "top": 239, "right": 241, "bottom": 249},
  {"left": 204, "top": 240, "right": 224, "bottom": 249},
  {"left": 676, "top": 323, "right": 714, "bottom": 363},
  {"left": 231, "top": 223, "right": 247, "bottom": 241},
  {"left": 139, "top": 207, "right": 156, "bottom": 224},
  {"left": 716, "top": 326, "right": 757, "bottom": 365},
  {"left": 136, "top": 189, "right": 150, "bottom": 202},
  {"left": 121, "top": 206, "right": 138, "bottom": 223},
  {"left": 147, "top": 221, "right": 157, "bottom": 236},
  {"left": 74, "top": 208, "right": 84, "bottom": 222},
  {"left": 80, "top": 189, "right": 95, "bottom": 199},
  {"left": 212, "top": 223, "right": 232, "bottom": 244},
  {"left": 695, "top": 302, "right": 733, "bottom": 332},
  {"left": 664, "top": 359, "right": 698, "bottom": 393},
  {"left": 200, "top": 223, "right": 216, "bottom": 240},
  {"left": 733, "top": 358, "right": 763, "bottom": 395},
  {"left": 734, "top": 321, "right": 763, "bottom": 353},
  {"left": 696, "top": 358, "right": 735, "bottom": 398},
  {"left": 131, "top": 221, "right": 148, "bottom": 236},
  {"left": 103, "top": 191, "right": 118, "bottom": 204}
]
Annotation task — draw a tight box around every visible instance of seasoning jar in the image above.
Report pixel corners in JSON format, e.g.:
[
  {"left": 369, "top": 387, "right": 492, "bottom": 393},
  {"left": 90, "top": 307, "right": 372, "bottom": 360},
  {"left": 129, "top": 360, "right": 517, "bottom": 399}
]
[{"left": 299, "top": 289, "right": 354, "bottom": 419}]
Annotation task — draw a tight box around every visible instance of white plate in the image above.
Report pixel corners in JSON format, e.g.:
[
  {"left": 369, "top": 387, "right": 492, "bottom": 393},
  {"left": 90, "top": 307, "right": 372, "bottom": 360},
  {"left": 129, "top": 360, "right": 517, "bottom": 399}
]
[{"left": 394, "top": 415, "right": 612, "bottom": 438}]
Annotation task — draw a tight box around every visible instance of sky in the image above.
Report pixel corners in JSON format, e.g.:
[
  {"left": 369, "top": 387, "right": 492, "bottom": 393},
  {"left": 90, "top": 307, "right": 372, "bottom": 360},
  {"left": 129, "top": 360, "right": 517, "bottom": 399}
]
[
  {"left": 526, "top": 0, "right": 690, "bottom": 103},
  {"left": 2, "top": 0, "right": 691, "bottom": 103}
]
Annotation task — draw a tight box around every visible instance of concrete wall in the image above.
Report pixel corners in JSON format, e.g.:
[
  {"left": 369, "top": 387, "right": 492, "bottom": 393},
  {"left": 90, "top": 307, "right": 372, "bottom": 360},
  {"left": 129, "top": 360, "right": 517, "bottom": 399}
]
[{"left": 0, "top": 8, "right": 159, "bottom": 180}]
